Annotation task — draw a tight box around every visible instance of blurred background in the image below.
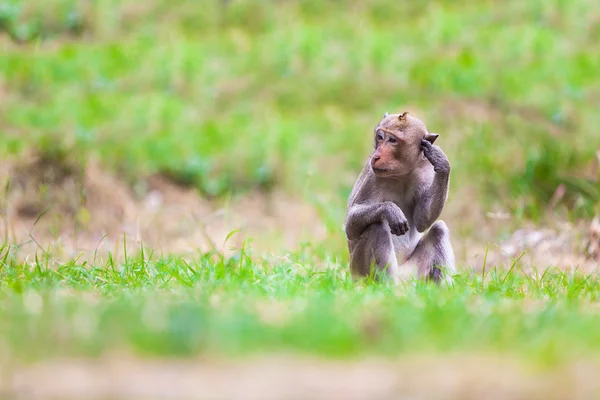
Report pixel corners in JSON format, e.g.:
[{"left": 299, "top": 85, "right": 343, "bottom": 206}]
[
  {"left": 0, "top": 0, "right": 599, "bottom": 267},
  {"left": 2, "top": 2, "right": 600, "bottom": 398}
]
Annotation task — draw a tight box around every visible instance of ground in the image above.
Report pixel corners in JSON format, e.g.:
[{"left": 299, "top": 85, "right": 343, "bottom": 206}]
[{"left": 7, "top": 355, "right": 600, "bottom": 400}]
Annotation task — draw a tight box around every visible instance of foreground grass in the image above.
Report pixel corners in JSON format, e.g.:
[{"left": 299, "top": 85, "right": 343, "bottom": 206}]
[{"left": 1, "top": 243, "right": 599, "bottom": 366}]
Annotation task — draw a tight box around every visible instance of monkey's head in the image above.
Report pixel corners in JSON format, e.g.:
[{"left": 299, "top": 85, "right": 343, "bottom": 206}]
[{"left": 370, "top": 112, "right": 439, "bottom": 177}]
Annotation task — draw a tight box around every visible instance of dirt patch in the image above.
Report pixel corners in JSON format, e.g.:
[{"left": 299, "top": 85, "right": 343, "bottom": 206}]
[
  {"left": 1, "top": 154, "right": 327, "bottom": 261},
  {"left": 586, "top": 216, "right": 600, "bottom": 261},
  {"left": 460, "top": 218, "right": 599, "bottom": 274},
  {"left": 3, "top": 354, "right": 600, "bottom": 400}
]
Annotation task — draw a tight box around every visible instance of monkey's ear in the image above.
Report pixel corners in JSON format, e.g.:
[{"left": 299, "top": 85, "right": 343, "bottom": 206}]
[
  {"left": 398, "top": 112, "right": 409, "bottom": 121},
  {"left": 383, "top": 112, "right": 389, "bottom": 118},
  {"left": 424, "top": 133, "right": 439, "bottom": 144}
]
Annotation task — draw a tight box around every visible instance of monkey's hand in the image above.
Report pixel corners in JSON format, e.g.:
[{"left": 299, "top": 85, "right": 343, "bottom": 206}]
[
  {"left": 421, "top": 139, "right": 450, "bottom": 174},
  {"left": 381, "top": 201, "right": 409, "bottom": 236}
]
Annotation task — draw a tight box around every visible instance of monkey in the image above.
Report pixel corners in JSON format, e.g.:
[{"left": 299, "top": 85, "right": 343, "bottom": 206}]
[{"left": 344, "top": 111, "right": 455, "bottom": 284}]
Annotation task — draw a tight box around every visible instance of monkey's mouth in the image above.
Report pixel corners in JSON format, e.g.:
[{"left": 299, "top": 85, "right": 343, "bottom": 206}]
[{"left": 371, "top": 166, "right": 393, "bottom": 176}]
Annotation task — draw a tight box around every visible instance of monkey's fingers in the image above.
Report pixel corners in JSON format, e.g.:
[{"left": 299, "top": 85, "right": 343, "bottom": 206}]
[
  {"left": 400, "top": 222, "right": 409, "bottom": 235},
  {"left": 391, "top": 221, "right": 409, "bottom": 236},
  {"left": 421, "top": 140, "right": 433, "bottom": 157},
  {"left": 390, "top": 222, "right": 401, "bottom": 236}
]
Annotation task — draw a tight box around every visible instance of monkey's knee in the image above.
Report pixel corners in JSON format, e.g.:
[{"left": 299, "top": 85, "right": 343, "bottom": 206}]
[
  {"left": 409, "top": 220, "right": 455, "bottom": 283},
  {"left": 428, "top": 220, "right": 455, "bottom": 282},
  {"left": 349, "top": 222, "right": 398, "bottom": 280},
  {"left": 428, "top": 220, "right": 450, "bottom": 241}
]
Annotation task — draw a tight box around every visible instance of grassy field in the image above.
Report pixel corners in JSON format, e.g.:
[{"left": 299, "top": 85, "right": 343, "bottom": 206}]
[
  {"left": 2, "top": 243, "right": 600, "bottom": 398},
  {"left": 2, "top": 0, "right": 599, "bottom": 221},
  {"left": 1, "top": 0, "right": 600, "bottom": 398},
  {"left": 2, "top": 243, "right": 600, "bottom": 363}
]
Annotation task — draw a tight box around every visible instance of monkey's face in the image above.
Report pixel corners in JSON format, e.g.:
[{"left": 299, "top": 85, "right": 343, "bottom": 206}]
[{"left": 370, "top": 113, "right": 436, "bottom": 177}]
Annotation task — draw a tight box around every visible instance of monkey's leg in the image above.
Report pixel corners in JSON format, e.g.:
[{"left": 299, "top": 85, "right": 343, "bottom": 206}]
[
  {"left": 349, "top": 221, "right": 399, "bottom": 282},
  {"left": 404, "top": 220, "right": 455, "bottom": 283}
]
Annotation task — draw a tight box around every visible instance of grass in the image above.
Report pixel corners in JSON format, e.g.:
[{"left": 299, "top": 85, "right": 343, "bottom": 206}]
[
  {"left": 1, "top": 2, "right": 600, "bottom": 394},
  {"left": 1, "top": 242, "right": 599, "bottom": 366},
  {"left": 0, "top": 0, "right": 599, "bottom": 225}
]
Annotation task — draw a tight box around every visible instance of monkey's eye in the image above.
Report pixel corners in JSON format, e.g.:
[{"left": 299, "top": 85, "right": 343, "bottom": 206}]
[
  {"left": 376, "top": 131, "right": 384, "bottom": 141},
  {"left": 388, "top": 137, "right": 397, "bottom": 144}
]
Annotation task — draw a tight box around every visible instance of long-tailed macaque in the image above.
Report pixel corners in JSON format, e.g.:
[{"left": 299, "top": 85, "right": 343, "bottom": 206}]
[{"left": 344, "top": 112, "right": 455, "bottom": 284}]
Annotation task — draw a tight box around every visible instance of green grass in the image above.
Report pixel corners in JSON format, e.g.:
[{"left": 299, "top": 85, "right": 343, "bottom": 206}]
[
  {"left": 1, "top": 0, "right": 600, "bottom": 381},
  {"left": 1, "top": 242, "right": 599, "bottom": 366},
  {"left": 1, "top": 0, "right": 599, "bottom": 224}
]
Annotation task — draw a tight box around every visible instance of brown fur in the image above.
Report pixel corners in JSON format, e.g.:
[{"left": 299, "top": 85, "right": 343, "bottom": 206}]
[{"left": 344, "top": 112, "right": 455, "bottom": 283}]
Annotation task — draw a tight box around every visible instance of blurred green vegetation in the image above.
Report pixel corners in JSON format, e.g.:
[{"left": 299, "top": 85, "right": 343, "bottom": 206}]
[
  {"left": 0, "top": 0, "right": 599, "bottom": 224},
  {"left": 2, "top": 0, "right": 600, "bottom": 374},
  {"left": 1, "top": 242, "right": 600, "bottom": 364}
]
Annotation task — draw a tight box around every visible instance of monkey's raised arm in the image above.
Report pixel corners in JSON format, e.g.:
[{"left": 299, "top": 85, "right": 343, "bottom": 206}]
[
  {"left": 345, "top": 201, "right": 409, "bottom": 241},
  {"left": 413, "top": 141, "right": 450, "bottom": 233}
]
